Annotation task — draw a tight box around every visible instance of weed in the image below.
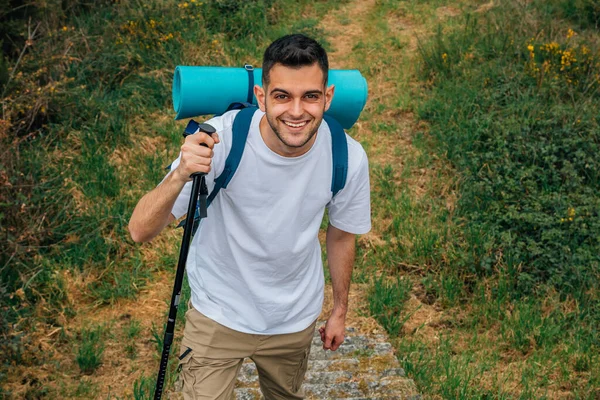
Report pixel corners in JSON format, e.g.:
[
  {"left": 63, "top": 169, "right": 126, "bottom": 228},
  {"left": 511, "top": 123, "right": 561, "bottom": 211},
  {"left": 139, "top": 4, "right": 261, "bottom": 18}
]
[
  {"left": 132, "top": 374, "right": 154, "bottom": 400},
  {"left": 124, "top": 319, "right": 142, "bottom": 339},
  {"left": 89, "top": 260, "right": 149, "bottom": 305},
  {"left": 74, "top": 378, "right": 97, "bottom": 397},
  {"left": 367, "top": 275, "right": 412, "bottom": 337},
  {"left": 76, "top": 326, "right": 105, "bottom": 375},
  {"left": 123, "top": 319, "right": 141, "bottom": 359},
  {"left": 150, "top": 323, "right": 164, "bottom": 355}
]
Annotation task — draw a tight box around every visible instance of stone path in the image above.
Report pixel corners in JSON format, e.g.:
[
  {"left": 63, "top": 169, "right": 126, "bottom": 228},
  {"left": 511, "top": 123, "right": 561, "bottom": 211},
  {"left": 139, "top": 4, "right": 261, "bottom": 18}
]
[{"left": 233, "top": 321, "right": 420, "bottom": 400}]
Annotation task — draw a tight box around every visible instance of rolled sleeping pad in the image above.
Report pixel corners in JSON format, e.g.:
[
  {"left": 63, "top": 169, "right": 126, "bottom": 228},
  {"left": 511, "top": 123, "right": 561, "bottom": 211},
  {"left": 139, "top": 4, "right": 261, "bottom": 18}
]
[{"left": 173, "top": 66, "right": 368, "bottom": 129}]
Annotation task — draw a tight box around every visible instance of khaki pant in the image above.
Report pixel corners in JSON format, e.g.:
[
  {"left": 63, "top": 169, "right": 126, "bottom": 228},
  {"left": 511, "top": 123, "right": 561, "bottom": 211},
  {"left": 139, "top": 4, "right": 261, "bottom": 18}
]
[{"left": 176, "top": 306, "right": 316, "bottom": 400}]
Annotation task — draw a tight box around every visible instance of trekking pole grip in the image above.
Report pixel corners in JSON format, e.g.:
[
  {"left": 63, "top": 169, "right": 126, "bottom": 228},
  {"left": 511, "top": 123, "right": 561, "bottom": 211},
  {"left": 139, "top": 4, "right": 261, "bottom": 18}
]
[{"left": 184, "top": 122, "right": 217, "bottom": 178}]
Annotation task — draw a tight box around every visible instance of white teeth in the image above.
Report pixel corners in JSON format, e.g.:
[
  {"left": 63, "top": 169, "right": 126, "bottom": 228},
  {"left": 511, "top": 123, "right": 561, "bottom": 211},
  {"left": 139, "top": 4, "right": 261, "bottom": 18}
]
[{"left": 284, "top": 121, "right": 307, "bottom": 128}]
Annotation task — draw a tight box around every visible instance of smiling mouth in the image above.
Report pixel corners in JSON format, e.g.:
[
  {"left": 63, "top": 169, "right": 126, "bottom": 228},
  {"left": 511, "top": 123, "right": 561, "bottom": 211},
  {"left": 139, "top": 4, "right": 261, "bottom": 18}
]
[{"left": 283, "top": 120, "right": 309, "bottom": 128}]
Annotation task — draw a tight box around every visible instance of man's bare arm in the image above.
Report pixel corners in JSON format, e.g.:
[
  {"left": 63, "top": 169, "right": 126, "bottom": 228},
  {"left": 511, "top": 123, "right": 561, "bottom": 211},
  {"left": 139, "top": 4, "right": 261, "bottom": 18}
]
[
  {"left": 128, "top": 130, "right": 220, "bottom": 243},
  {"left": 320, "top": 223, "right": 356, "bottom": 351},
  {"left": 128, "top": 173, "right": 183, "bottom": 243}
]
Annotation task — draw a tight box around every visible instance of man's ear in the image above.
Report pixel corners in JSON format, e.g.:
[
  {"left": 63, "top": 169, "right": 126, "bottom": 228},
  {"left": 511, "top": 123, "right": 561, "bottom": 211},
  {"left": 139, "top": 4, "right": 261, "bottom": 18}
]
[
  {"left": 254, "top": 85, "right": 266, "bottom": 112},
  {"left": 324, "top": 84, "right": 335, "bottom": 112}
]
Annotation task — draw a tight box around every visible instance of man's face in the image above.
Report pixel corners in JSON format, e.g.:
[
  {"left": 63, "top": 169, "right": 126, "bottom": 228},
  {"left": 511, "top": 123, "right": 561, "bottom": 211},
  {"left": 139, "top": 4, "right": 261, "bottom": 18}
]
[{"left": 255, "top": 63, "right": 334, "bottom": 157}]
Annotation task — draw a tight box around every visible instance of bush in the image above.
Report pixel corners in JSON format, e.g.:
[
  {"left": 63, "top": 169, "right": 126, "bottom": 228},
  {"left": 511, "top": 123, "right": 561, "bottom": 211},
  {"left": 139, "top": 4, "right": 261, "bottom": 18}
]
[
  {"left": 417, "top": 8, "right": 600, "bottom": 296},
  {"left": 553, "top": 0, "right": 600, "bottom": 30}
]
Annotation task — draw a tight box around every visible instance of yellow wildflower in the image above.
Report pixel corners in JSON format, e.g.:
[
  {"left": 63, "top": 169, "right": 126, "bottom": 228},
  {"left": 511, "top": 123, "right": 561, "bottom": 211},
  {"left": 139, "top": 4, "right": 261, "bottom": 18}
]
[
  {"left": 568, "top": 207, "right": 575, "bottom": 217},
  {"left": 567, "top": 28, "right": 576, "bottom": 39},
  {"left": 62, "top": 26, "right": 68, "bottom": 31},
  {"left": 527, "top": 44, "right": 534, "bottom": 52},
  {"left": 560, "top": 50, "right": 576, "bottom": 70},
  {"left": 542, "top": 42, "right": 559, "bottom": 53},
  {"left": 442, "top": 53, "right": 448, "bottom": 62}
]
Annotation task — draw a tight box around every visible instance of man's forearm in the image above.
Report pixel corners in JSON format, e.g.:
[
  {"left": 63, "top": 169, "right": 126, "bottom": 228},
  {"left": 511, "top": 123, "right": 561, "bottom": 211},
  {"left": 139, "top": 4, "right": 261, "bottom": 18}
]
[
  {"left": 128, "top": 172, "right": 186, "bottom": 243},
  {"left": 326, "top": 223, "right": 356, "bottom": 317}
]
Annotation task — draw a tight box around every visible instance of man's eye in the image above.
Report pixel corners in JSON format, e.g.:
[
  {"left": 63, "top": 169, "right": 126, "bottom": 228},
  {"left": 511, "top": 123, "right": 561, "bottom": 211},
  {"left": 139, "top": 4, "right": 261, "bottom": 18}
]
[
  {"left": 275, "top": 94, "right": 287, "bottom": 100},
  {"left": 305, "top": 94, "right": 318, "bottom": 99}
]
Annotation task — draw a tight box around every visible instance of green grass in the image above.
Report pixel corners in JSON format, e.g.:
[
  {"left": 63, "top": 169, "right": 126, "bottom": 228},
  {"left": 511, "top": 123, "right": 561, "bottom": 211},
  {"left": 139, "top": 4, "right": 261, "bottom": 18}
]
[
  {"left": 123, "top": 319, "right": 142, "bottom": 359},
  {"left": 368, "top": 275, "right": 413, "bottom": 337},
  {"left": 76, "top": 326, "right": 105, "bottom": 375},
  {"left": 0, "top": 0, "right": 350, "bottom": 396},
  {"left": 3, "top": 0, "right": 600, "bottom": 398},
  {"left": 349, "top": 0, "right": 600, "bottom": 398},
  {"left": 132, "top": 374, "right": 155, "bottom": 400}
]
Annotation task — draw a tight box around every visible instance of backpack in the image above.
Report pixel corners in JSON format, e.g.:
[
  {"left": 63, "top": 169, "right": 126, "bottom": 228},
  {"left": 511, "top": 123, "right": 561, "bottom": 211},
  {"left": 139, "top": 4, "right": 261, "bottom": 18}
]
[{"left": 177, "top": 105, "right": 348, "bottom": 234}]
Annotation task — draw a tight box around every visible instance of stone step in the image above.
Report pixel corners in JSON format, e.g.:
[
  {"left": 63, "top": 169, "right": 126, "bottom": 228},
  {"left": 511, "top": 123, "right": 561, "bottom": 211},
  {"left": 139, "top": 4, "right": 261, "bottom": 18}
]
[
  {"left": 309, "top": 342, "right": 394, "bottom": 360},
  {"left": 234, "top": 386, "right": 418, "bottom": 400},
  {"left": 234, "top": 322, "right": 419, "bottom": 399},
  {"left": 308, "top": 358, "right": 360, "bottom": 372}
]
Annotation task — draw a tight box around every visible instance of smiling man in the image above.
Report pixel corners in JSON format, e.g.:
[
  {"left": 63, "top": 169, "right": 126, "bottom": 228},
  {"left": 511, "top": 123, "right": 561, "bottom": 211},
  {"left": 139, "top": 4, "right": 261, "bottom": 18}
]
[{"left": 129, "top": 34, "right": 371, "bottom": 399}]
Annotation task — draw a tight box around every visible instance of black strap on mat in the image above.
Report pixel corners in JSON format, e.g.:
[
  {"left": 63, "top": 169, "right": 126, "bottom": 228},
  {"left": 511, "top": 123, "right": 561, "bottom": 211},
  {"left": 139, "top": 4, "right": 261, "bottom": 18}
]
[{"left": 244, "top": 64, "right": 254, "bottom": 104}]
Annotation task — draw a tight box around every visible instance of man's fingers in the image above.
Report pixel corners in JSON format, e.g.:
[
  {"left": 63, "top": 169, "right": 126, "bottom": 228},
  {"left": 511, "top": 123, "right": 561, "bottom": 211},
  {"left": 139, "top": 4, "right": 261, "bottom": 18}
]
[
  {"left": 331, "top": 335, "right": 344, "bottom": 351},
  {"left": 181, "top": 142, "right": 214, "bottom": 158},
  {"left": 187, "top": 131, "right": 217, "bottom": 148},
  {"left": 322, "top": 332, "right": 345, "bottom": 351},
  {"left": 323, "top": 334, "right": 332, "bottom": 350},
  {"left": 176, "top": 129, "right": 220, "bottom": 178}
]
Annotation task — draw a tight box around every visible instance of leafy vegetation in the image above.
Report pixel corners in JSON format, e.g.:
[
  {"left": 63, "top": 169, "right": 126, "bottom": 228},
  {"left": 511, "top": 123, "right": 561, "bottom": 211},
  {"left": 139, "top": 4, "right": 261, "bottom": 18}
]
[
  {"left": 418, "top": 7, "right": 600, "bottom": 296},
  {"left": 350, "top": 0, "right": 600, "bottom": 397},
  {"left": 2, "top": 0, "right": 600, "bottom": 398},
  {"left": 0, "top": 0, "right": 347, "bottom": 396}
]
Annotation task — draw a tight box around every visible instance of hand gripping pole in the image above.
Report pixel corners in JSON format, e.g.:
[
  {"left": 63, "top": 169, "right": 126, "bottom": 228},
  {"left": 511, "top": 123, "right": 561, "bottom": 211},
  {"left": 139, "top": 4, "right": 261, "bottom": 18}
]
[{"left": 153, "top": 122, "right": 216, "bottom": 400}]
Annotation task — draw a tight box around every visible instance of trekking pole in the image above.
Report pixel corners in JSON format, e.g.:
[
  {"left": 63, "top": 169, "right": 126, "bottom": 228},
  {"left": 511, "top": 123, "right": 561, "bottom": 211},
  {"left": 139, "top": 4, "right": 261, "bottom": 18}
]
[{"left": 153, "top": 122, "right": 216, "bottom": 400}]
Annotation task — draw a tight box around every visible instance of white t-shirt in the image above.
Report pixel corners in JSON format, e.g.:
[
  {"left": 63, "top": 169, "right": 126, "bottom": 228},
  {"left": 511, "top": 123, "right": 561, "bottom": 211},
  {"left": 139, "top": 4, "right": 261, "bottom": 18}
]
[{"left": 165, "top": 109, "right": 371, "bottom": 334}]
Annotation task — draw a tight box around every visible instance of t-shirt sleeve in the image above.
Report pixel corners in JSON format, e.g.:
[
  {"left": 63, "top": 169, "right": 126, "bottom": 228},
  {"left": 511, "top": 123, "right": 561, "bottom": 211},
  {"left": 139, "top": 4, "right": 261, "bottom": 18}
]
[{"left": 327, "top": 149, "right": 371, "bottom": 235}]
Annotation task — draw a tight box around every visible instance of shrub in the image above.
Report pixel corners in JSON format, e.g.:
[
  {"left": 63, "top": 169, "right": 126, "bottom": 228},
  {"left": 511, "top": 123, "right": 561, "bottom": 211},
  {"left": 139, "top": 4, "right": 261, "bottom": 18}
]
[{"left": 417, "top": 7, "right": 600, "bottom": 296}]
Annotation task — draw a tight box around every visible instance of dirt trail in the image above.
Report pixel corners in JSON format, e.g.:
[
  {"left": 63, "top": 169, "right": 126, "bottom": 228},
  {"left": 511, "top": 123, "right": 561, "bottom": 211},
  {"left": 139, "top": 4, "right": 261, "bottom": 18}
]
[{"left": 317, "top": 0, "right": 448, "bottom": 344}]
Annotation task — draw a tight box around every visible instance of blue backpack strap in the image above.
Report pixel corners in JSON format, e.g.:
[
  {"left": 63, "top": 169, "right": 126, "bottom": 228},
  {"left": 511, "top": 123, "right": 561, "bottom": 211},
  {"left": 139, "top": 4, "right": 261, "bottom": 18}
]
[
  {"left": 207, "top": 106, "right": 257, "bottom": 206},
  {"left": 177, "top": 107, "right": 256, "bottom": 232},
  {"left": 323, "top": 114, "right": 348, "bottom": 196}
]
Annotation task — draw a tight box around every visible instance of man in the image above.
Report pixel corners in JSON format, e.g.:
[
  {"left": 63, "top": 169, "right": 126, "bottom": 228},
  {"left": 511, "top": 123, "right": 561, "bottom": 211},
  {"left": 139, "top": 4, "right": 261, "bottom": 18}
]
[{"left": 128, "top": 34, "right": 371, "bottom": 399}]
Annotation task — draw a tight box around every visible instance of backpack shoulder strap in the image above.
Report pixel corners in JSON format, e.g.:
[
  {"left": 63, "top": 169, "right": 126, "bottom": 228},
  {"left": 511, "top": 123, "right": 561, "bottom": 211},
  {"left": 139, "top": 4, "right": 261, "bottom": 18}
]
[
  {"left": 207, "top": 106, "right": 257, "bottom": 206},
  {"left": 323, "top": 114, "right": 348, "bottom": 197},
  {"left": 177, "top": 107, "right": 256, "bottom": 232}
]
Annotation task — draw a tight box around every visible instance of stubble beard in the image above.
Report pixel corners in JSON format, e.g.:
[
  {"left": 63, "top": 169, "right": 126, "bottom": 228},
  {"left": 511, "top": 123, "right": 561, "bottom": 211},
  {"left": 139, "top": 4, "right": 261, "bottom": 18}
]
[{"left": 264, "top": 104, "right": 323, "bottom": 149}]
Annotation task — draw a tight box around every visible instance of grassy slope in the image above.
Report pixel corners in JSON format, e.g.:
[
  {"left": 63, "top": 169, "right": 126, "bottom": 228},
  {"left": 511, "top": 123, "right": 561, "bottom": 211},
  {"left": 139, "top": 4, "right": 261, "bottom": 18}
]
[
  {"left": 344, "top": 0, "right": 600, "bottom": 398},
  {"left": 2, "top": 0, "right": 599, "bottom": 399},
  {"left": 1, "top": 0, "right": 349, "bottom": 398}
]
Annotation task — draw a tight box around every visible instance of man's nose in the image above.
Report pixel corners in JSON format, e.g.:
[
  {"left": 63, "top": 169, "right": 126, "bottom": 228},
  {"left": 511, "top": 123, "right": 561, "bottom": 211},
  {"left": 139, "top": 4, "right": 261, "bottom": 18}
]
[{"left": 289, "top": 99, "right": 303, "bottom": 118}]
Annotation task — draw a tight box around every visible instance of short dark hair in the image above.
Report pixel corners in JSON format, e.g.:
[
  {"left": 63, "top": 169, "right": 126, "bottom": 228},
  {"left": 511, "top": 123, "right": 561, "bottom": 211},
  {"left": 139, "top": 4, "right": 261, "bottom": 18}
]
[{"left": 262, "top": 34, "right": 329, "bottom": 86}]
